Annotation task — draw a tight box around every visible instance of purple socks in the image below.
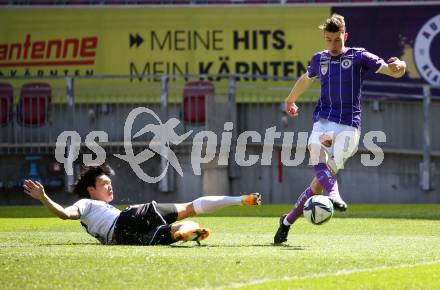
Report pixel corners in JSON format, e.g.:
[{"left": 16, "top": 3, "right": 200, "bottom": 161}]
[
  {"left": 284, "top": 163, "right": 341, "bottom": 226},
  {"left": 285, "top": 187, "right": 314, "bottom": 225},
  {"left": 314, "top": 163, "right": 340, "bottom": 198}
]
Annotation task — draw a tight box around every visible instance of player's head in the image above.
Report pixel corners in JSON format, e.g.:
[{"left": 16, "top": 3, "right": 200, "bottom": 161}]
[
  {"left": 72, "top": 164, "right": 115, "bottom": 202},
  {"left": 319, "top": 14, "right": 348, "bottom": 56}
]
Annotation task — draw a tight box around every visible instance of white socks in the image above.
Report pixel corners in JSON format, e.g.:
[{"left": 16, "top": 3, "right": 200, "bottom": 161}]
[{"left": 192, "top": 196, "right": 242, "bottom": 214}]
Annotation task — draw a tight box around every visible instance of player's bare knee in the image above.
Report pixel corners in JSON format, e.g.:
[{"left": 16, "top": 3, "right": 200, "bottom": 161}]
[
  {"left": 308, "top": 143, "right": 320, "bottom": 165},
  {"left": 308, "top": 144, "right": 328, "bottom": 165}
]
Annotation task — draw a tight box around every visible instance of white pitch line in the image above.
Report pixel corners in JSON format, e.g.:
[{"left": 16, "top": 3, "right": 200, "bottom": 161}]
[{"left": 205, "top": 259, "right": 440, "bottom": 290}]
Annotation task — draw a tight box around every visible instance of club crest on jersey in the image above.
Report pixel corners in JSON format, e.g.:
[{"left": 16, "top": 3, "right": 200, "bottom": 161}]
[
  {"left": 342, "top": 59, "right": 352, "bottom": 69},
  {"left": 320, "top": 64, "right": 328, "bottom": 75}
]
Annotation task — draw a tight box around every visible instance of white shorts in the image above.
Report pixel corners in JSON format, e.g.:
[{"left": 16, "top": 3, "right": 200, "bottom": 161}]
[{"left": 308, "top": 119, "right": 360, "bottom": 172}]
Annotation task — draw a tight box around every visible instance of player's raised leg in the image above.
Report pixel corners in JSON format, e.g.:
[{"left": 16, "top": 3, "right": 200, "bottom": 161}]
[
  {"left": 174, "top": 193, "right": 261, "bottom": 220},
  {"left": 309, "top": 130, "right": 348, "bottom": 212},
  {"left": 314, "top": 162, "right": 347, "bottom": 211}
]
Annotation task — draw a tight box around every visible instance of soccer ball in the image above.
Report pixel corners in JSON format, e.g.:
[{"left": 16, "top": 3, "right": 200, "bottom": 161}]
[{"left": 303, "top": 195, "right": 334, "bottom": 225}]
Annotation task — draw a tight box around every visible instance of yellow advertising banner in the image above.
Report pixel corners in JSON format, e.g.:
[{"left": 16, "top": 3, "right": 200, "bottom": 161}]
[{"left": 0, "top": 7, "right": 329, "bottom": 102}]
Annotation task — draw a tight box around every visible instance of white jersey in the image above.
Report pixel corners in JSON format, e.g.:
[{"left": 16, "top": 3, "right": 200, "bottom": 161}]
[{"left": 73, "top": 199, "right": 121, "bottom": 245}]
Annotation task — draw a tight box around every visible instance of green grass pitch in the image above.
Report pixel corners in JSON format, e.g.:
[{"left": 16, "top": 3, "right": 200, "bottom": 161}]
[{"left": 1, "top": 204, "right": 440, "bottom": 290}]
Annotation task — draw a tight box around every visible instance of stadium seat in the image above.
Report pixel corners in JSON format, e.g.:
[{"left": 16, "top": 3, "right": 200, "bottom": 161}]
[
  {"left": 182, "top": 80, "right": 214, "bottom": 124},
  {"left": 18, "top": 83, "right": 52, "bottom": 126},
  {"left": 0, "top": 83, "right": 13, "bottom": 126}
]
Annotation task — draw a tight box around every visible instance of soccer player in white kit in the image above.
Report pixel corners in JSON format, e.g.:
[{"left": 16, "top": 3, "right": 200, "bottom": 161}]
[
  {"left": 24, "top": 164, "right": 261, "bottom": 246},
  {"left": 274, "top": 14, "right": 406, "bottom": 244}
]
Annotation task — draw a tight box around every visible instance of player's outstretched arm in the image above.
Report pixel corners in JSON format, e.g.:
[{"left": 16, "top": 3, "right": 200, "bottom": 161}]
[
  {"left": 23, "top": 180, "right": 80, "bottom": 220},
  {"left": 285, "top": 73, "right": 314, "bottom": 117},
  {"left": 378, "top": 57, "right": 406, "bottom": 78}
]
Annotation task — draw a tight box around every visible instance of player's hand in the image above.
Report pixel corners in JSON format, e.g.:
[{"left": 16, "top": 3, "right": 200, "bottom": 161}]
[
  {"left": 23, "top": 180, "right": 46, "bottom": 201},
  {"left": 387, "top": 57, "right": 406, "bottom": 73},
  {"left": 286, "top": 101, "right": 299, "bottom": 117}
]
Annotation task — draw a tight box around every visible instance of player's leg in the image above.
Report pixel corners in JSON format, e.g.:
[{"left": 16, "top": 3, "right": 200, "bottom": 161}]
[
  {"left": 273, "top": 176, "right": 323, "bottom": 244},
  {"left": 274, "top": 121, "right": 333, "bottom": 244},
  {"left": 309, "top": 120, "right": 352, "bottom": 211},
  {"left": 284, "top": 146, "right": 327, "bottom": 224},
  {"left": 284, "top": 123, "right": 332, "bottom": 224},
  {"left": 155, "top": 193, "right": 262, "bottom": 244},
  {"left": 142, "top": 202, "right": 209, "bottom": 244},
  {"left": 321, "top": 125, "right": 360, "bottom": 210},
  {"left": 174, "top": 193, "right": 262, "bottom": 221},
  {"left": 170, "top": 221, "right": 210, "bottom": 244},
  {"left": 274, "top": 155, "right": 335, "bottom": 245},
  {"left": 143, "top": 222, "right": 210, "bottom": 245}
]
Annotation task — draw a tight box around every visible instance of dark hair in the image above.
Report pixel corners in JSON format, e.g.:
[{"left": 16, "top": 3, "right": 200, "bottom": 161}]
[
  {"left": 72, "top": 164, "right": 114, "bottom": 199},
  {"left": 319, "top": 14, "right": 346, "bottom": 33}
]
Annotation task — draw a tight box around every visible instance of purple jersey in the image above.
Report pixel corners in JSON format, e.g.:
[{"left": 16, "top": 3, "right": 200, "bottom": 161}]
[{"left": 307, "top": 47, "right": 385, "bottom": 128}]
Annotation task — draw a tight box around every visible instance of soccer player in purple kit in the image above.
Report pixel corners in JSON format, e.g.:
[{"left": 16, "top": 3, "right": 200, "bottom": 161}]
[{"left": 274, "top": 14, "right": 406, "bottom": 244}]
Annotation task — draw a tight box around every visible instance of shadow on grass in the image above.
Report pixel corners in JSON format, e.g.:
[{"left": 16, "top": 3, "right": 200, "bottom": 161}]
[
  {"left": 38, "top": 242, "right": 100, "bottom": 246},
  {"left": 169, "top": 243, "right": 306, "bottom": 250},
  {"left": 33, "top": 243, "right": 305, "bottom": 249}
]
